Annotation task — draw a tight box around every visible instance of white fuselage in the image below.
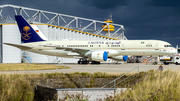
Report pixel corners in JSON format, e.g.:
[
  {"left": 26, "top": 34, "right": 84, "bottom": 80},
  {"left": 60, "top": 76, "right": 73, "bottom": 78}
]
[{"left": 21, "top": 40, "right": 177, "bottom": 58}]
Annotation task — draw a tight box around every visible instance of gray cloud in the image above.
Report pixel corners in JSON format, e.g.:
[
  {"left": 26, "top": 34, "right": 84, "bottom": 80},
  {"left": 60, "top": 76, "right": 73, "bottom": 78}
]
[
  {"left": 78, "top": 0, "right": 131, "bottom": 9},
  {"left": 147, "top": 0, "right": 180, "bottom": 8},
  {"left": 0, "top": 0, "right": 179, "bottom": 46}
]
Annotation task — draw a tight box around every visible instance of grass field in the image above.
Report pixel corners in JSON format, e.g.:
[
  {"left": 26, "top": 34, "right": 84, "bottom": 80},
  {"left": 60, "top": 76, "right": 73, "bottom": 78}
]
[
  {"left": 0, "top": 72, "right": 126, "bottom": 101},
  {"left": 1, "top": 69, "right": 180, "bottom": 101},
  {"left": 107, "top": 69, "right": 180, "bottom": 101},
  {"left": 0, "top": 63, "right": 70, "bottom": 71}
]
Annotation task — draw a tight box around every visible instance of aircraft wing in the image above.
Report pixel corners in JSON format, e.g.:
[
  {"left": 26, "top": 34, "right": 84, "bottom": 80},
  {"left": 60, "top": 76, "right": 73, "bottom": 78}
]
[
  {"left": 45, "top": 45, "right": 90, "bottom": 55},
  {"left": 56, "top": 47, "right": 90, "bottom": 55},
  {"left": 3, "top": 43, "right": 33, "bottom": 50}
]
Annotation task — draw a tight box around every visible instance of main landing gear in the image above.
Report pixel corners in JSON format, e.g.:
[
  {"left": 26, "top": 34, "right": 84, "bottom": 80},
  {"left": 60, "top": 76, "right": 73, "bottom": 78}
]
[
  {"left": 91, "top": 61, "right": 100, "bottom": 64},
  {"left": 78, "top": 60, "right": 89, "bottom": 64},
  {"left": 77, "top": 59, "right": 100, "bottom": 64}
]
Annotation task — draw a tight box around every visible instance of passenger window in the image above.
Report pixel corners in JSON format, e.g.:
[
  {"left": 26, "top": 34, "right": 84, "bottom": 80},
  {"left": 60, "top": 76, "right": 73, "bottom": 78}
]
[
  {"left": 176, "top": 57, "right": 179, "bottom": 60},
  {"left": 146, "top": 45, "right": 152, "bottom": 47}
]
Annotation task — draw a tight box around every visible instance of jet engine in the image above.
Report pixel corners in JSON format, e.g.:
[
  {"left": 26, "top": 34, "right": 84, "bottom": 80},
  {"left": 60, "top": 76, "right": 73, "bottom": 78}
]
[
  {"left": 91, "top": 51, "right": 108, "bottom": 62},
  {"left": 111, "top": 55, "right": 128, "bottom": 61}
]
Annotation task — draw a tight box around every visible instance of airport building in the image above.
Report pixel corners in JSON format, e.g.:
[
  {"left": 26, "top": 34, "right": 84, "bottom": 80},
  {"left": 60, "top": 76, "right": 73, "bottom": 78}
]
[{"left": 0, "top": 4, "right": 127, "bottom": 63}]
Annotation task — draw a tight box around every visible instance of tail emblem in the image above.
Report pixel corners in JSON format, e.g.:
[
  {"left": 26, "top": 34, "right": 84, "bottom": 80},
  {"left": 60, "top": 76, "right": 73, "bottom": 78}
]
[{"left": 21, "top": 26, "right": 31, "bottom": 40}]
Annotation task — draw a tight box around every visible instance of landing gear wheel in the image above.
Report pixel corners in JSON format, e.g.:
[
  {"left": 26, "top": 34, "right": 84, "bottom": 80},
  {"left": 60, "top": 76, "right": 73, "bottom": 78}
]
[
  {"left": 91, "top": 61, "right": 100, "bottom": 64},
  {"left": 79, "top": 61, "right": 83, "bottom": 64},
  {"left": 83, "top": 61, "right": 87, "bottom": 64},
  {"left": 77, "top": 60, "right": 89, "bottom": 65}
]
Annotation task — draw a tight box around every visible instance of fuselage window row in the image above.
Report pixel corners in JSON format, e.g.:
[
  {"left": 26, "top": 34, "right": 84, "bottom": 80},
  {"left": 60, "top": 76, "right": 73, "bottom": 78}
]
[
  {"left": 65, "top": 45, "right": 121, "bottom": 47},
  {"left": 111, "top": 45, "right": 120, "bottom": 47},
  {"left": 67, "top": 45, "right": 89, "bottom": 47}
]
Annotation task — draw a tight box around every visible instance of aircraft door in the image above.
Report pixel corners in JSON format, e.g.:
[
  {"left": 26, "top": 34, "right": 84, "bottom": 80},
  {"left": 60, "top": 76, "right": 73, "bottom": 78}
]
[
  {"left": 121, "top": 44, "right": 125, "bottom": 50},
  {"left": 155, "top": 44, "right": 159, "bottom": 50},
  {"left": 38, "top": 44, "right": 44, "bottom": 50}
]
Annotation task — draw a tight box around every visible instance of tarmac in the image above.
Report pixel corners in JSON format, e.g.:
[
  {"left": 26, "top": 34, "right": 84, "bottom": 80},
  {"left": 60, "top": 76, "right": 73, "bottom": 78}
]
[{"left": 0, "top": 63, "right": 180, "bottom": 74}]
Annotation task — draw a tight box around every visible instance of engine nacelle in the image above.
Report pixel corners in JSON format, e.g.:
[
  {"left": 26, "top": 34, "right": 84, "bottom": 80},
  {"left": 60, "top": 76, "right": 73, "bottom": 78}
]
[
  {"left": 91, "top": 51, "right": 108, "bottom": 62},
  {"left": 111, "top": 55, "right": 128, "bottom": 61}
]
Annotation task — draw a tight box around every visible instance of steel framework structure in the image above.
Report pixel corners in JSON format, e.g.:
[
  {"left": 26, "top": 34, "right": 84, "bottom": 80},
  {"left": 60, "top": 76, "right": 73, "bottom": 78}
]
[{"left": 0, "top": 4, "right": 127, "bottom": 40}]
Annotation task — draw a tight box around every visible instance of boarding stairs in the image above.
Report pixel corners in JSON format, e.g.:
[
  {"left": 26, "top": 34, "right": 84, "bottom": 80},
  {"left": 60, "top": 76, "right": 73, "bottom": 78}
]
[{"left": 22, "top": 51, "right": 32, "bottom": 63}]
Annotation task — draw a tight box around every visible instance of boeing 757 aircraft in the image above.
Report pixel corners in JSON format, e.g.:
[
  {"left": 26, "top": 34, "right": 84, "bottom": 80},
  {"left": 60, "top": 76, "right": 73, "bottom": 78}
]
[{"left": 4, "top": 15, "right": 177, "bottom": 64}]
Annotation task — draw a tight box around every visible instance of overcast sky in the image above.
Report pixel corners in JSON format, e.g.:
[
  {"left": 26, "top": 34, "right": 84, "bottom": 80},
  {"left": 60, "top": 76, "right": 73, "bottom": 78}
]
[{"left": 0, "top": 0, "right": 180, "bottom": 47}]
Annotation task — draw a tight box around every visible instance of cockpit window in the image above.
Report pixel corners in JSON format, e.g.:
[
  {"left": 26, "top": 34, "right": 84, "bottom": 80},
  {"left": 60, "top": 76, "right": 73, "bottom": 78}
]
[{"left": 164, "top": 45, "right": 172, "bottom": 47}]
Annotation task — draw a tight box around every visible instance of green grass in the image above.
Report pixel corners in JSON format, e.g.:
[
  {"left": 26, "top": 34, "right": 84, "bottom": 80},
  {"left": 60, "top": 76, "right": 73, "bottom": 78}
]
[
  {"left": 1, "top": 70, "right": 180, "bottom": 101},
  {"left": 0, "top": 63, "right": 70, "bottom": 71},
  {"left": 0, "top": 72, "right": 127, "bottom": 101},
  {"left": 0, "top": 74, "right": 34, "bottom": 101},
  {"left": 107, "top": 69, "right": 180, "bottom": 101}
]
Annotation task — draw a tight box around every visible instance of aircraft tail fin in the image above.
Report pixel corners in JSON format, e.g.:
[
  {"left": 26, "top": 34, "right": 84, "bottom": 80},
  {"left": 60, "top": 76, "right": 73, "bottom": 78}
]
[{"left": 15, "top": 15, "right": 47, "bottom": 43}]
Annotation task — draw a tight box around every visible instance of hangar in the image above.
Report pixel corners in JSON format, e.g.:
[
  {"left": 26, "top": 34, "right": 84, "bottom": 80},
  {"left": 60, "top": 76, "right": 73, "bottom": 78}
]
[{"left": 0, "top": 4, "right": 127, "bottom": 63}]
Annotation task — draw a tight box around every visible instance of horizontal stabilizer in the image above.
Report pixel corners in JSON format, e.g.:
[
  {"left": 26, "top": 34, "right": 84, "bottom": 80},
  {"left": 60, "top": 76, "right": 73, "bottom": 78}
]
[{"left": 3, "top": 43, "right": 33, "bottom": 50}]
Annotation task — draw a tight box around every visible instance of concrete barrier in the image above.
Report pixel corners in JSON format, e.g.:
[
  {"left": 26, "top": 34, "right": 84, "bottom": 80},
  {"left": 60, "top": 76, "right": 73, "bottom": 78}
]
[{"left": 34, "top": 85, "right": 128, "bottom": 101}]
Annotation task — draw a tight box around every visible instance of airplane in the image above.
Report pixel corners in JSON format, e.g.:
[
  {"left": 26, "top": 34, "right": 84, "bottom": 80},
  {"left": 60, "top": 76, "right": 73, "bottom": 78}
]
[{"left": 4, "top": 15, "right": 177, "bottom": 64}]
